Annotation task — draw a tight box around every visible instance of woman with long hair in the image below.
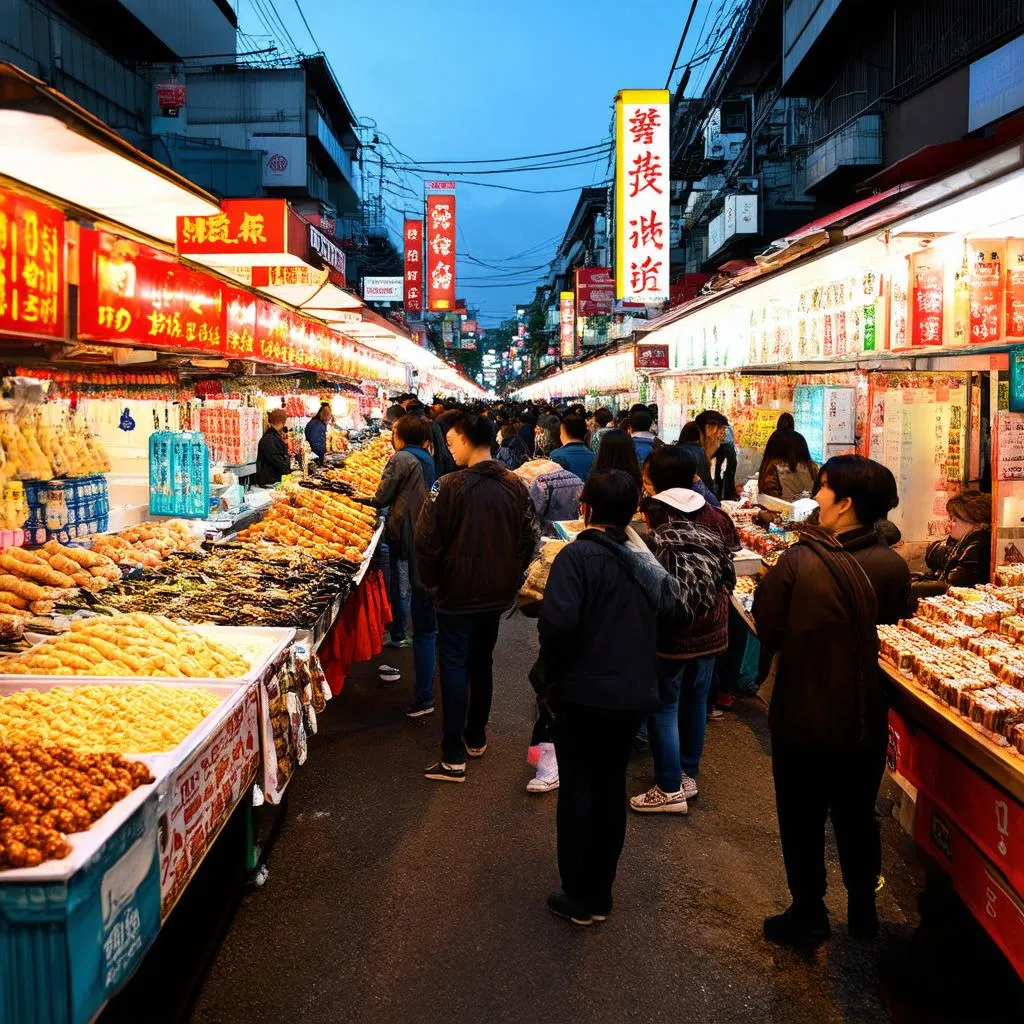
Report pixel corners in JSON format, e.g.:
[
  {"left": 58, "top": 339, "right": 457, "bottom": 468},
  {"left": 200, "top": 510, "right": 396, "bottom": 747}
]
[
  {"left": 757, "top": 429, "right": 818, "bottom": 501},
  {"left": 593, "top": 429, "right": 643, "bottom": 493}
]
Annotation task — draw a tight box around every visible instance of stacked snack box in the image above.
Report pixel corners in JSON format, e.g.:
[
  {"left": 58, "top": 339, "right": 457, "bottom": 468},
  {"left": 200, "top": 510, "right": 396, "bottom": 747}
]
[{"left": 198, "top": 407, "right": 261, "bottom": 466}]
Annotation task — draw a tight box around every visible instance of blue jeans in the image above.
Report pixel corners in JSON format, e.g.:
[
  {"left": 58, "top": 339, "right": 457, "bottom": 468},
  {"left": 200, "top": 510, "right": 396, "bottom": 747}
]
[
  {"left": 436, "top": 610, "right": 502, "bottom": 764},
  {"left": 647, "top": 655, "right": 716, "bottom": 792},
  {"left": 410, "top": 582, "right": 437, "bottom": 706},
  {"left": 389, "top": 557, "right": 411, "bottom": 641}
]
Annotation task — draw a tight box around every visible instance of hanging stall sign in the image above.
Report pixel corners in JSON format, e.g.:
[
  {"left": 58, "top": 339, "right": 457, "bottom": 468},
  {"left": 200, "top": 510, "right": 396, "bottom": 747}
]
[
  {"left": 576, "top": 266, "right": 615, "bottom": 316},
  {"left": 156, "top": 82, "right": 186, "bottom": 117},
  {"left": 0, "top": 187, "right": 65, "bottom": 340},
  {"left": 615, "top": 89, "right": 670, "bottom": 302},
  {"left": 968, "top": 240, "right": 1004, "bottom": 344},
  {"left": 634, "top": 343, "right": 669, "bottom": 369},
  {"left": 307, "top": 224, "right": 346, "bottom": 282},
  {"left": 223, "top": 288, "right": 256, "bottom": 358},
  {"left": 404, "top": 218, "right": 423, "bottom": 312},
  {"left": 1006, "top": 239, "right": 1024, "bottom": 340},
  {"left": 176, "top": 199, "right": 289, "bottom": 258},
  {"left": 250, "top": 265, "right": 327, "bottom": 289},
  {"left": 78, "top": 228, "right": 224, "bottom": 353},
  {"left": 253, "top": 299, "right": 291, "bottom": 365},
  {"left": 911, "top": 248, "right": 945, "bottom": 347},
  {"left": 559, "top": 291, "right": 576, "bottom": 359},
  {"left": 426, "top": 194, "right": 456, "bottom": 311}
]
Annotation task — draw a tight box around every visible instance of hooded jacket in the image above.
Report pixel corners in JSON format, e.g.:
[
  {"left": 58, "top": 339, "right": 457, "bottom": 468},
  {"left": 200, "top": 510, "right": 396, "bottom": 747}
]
[
  {"left": 415, "top": 460, "right": 540, "bottom": 614},
  {"left": 373, "top": 446, "right": 436, "bottom": 563},
  {"left": 539, "top": 526, "right": 681, "bottom": 712}
]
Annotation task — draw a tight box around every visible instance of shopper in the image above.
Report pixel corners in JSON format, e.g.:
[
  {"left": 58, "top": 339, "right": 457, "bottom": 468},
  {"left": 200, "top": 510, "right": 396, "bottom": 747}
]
[
  {"left": 416, "top": 412, "right": 540, "bottom": 782},
  {"left": 551, "top": 414, "right": 595, "bottom": 481},
  {"left": 649, "top": 428, "right": 720, "bottom": 509},
  {"left": 922, "top": 489, "right": 992, "bottom": 588},
  {"left": 372, "top": 415, "right": 438, "bottom": 717},
  {"left": 628, "top": 408, "right": 659, "bottom": 466},
  {"left": 518, "top": 411, "right": 537, "bottom": 459},
  {"left": 758, "top": 429, "right": 819, "bottom": 501},
  {"left": 525, "top": 460, "right": 584, "bottom": 529},
  {"left": 538, "top": 470, "right": 681, "bottom": 925},
  {"left": 304, "top": 402, "right": 332, "bottom": 464},
  {"left": 677, "top": 422, "right": 716, "bottom": 499},
  {"left": 630, "top": 446, "right": 738, "bottom": 816},
  {"left": 693, "top": 410, "right": 731, "bottom": 498},
  {"left": 590, "top": 407, "right": 614, "bottom": 453},
  {"left": 496, "top": 422, "right": 525, "bottom": 471},
  {"left": 753, "top": 455, "right": 910, "bottom": 948},
  {"left": 593, "top": 429, "right": 643, "bottom": 493},
  {"left": 255, "top": 409, "right": 292, "bottom": 486},
  {"left": 535, "top": 413, "right": 562, "bottom": 457}
]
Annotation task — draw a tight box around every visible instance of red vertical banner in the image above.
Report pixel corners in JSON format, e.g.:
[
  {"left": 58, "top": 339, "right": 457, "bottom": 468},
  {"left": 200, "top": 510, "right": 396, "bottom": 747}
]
[
  {"left": 403, "top": 219, "right": 423, "bottom": 312},
  {"left": 969, "top": 240, "right": 1005, "bottom": 344},
  {"left": 911, "top": 248, "right": 945, "bottom": 347},
  {"left": 1006, "top": 239, "right": 1024, "bottom": 341},
  {"left": 559, "top": 291, "right": 575, "bottom": 359},
  {"left": 426, "top": 193, "right": 456, "bottom": 311}
]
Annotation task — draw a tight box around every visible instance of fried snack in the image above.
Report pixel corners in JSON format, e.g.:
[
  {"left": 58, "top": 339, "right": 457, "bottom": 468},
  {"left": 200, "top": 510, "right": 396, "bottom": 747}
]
[
  {"left": 0, "top": 684, "right": 222, "bottom": 753},
  {"left": 0, "top": 742, "right": 154, "bottom": 869},
  {"left": 0, "top": 553, "right": 74, "bottom": 588}
]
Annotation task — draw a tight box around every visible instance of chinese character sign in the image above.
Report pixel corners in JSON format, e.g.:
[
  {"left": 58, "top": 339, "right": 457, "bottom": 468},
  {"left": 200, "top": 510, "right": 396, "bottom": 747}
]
[
  {"left": 78, "top": 228, "right": 224, "bottom": 353},
  {"left": 576, "top": 267, "right": 614, "bottom": 316},
  {"left": 176, "top": 199, "right": 288, "bottom": 257},
  {"left": 426, "top": 195, "right": 456, "bottom": 311},
  {"left": 910, "top": 250, "right": 945, "bottom": 348},
  {"left": 404, "top": 219, "right": 423, "bottom": 311},
  {"left": 0, "top": 188, "right": 65, "bottom": 339},
  {"left": 615, "top": 90, "right": 670, "bottom": 302},
  {"left": 559, "top": 291, "right": 575, "bottom": 359}
]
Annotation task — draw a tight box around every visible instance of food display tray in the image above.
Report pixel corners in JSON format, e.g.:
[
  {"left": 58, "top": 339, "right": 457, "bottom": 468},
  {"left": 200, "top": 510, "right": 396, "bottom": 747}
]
[{"left": 733, "top": 549, "right": 763, "bottom": 577}]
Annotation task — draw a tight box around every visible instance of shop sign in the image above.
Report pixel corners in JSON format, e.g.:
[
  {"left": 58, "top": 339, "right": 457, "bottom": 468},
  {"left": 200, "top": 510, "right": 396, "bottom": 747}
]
[
  {"left": 308, "top": 224, "right": 346, "bottom": 281},
  {"left": 224, "top": 288, "right": 256, "bottom": 358},
  {"left": 968, "top": 240, "right": 1004, "bottom": 344},
  {"left": 250, "top": 265, "right": 328, "bottom": 289},
  {"left": 426, "top": 194, "right": 456, "bottom": 311},
  {"left": 0, "top": 187, "right": 65, "bottom": 339},
  {"left": 160, "top": 686, "right": 260, "bottom": 918},
  {"left": 576, "top": 267, "right": 614, "bottom": 316},
  {"left": 404, "top": 219, "right": 423, "bottom": 311},
  {"left": 634, "top": 343, "right": 669, "bottom": 369},
  {"left": 1006, "top": 239, "right": 1024, "bottom": 340},
  {"left": 78, "top": 228, "right": 224, "bottom": 353},
  {"left": 463, "top": 319, "right": 478, "bottom": 334},
  {"left": 995, "top": 412, "right": 1024, "bottom": 481},
  {"left": 425, "top": 180, "right": 457, "bottom": 191},
  {"left": 253, "top": 298, "right": 291, "bottom": 365},
  {"left": 1010, "top": 347, "right": 1024, "bottom": 413},
  {"left": 616, "top": 89, "right": 670, "bottom": 302},
  {"left": 362, "top": 276, "right": 404, "bottom": 302},
  {"left": 559, "top": 291, "right": 575, "bottom": 359},
  {"left": 911, "top": 249, "right": 945, "bottom": 347},
  {"left": 177, "top": 199, "right": 289, "bottom": 257},
  {"left": 156, "top": 82, "right": 186, "bottom": 117}
]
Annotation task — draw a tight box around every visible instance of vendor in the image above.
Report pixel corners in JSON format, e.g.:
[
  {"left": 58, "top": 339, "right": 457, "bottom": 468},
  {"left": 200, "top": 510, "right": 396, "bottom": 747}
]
[
  {"left": 304, "top": 402, "right": 332, "bottom": 463},
  {"left": 256, "top": 409, "right": 292, "bottom": 486},
  {"left": 922, "top": 489, "right": 992, "bottom": 588},
  {"left": 757, "top": 429, "right": 819, "bottom": 501}
]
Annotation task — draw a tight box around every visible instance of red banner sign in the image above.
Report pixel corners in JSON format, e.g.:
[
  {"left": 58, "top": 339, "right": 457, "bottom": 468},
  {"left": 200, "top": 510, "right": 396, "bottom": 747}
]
[
  {"left": 0, "top": 188, "right": 65, "bottom": 340},
  {"left": 224, "top": 289, "right": 256, "bottom": 358},
  {"left": 177, "top": 199, "right": 289, "bottom": 257},
  {"left": 911, "top": 249, "right": 945, "bottom": 347},
  {"left": 1006, "top": 239, "right": 1024, "bottom": 340},
  {"left": 969, "top": 241, "right": 1004, "bottom": 344},
  {"left": 426, "top": 194, "right": 456, "bottom": 311},
  {"left": 559, "top": 291, "right": 575, "bottom": 359},
  {"left": 79, "top": 228, "right": 224, "bottom": 353},
  {"left": 635, "top": 343, "right": 670, "bottom": 369},
  {"left": 404, "top": 219, "right": 423, "bottom": 312},
  {"left": 576, "top": 267, "right": 614, "bottom": 317}
]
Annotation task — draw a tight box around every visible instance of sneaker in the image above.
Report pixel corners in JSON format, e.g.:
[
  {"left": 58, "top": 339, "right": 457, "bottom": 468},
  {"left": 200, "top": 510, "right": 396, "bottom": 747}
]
[
  {"left": 378, "top": 664, "right": 401, "bottom": 684},
  {"left": 384, "top": 637, "right": 413, "bottom": 649},
  {"left": 404, "top": 700, "right": 435, "bottom": 719},
  {"left": 763, "top": 905, "right": 831, "bottom": 948},
  {"left": 465, "top": 743, "right": 487, "bottom": 759},
  {"left": 680, "top": 773, "right": 699, "bottom": 801},
  {"left": 547, "top": 892, "right": 592, "bottom": 927},
  {"left": 424, "top": 761, "right": 466, "bottom": 783},
  {"left": 707, "top": 708, "right": 725, "bottom": 720},
  {"left": 526, "top": 742, "right": 558, "bottom": 793},
  {"left": 630, "top": 785, "right": 687, "bottom": 814}
]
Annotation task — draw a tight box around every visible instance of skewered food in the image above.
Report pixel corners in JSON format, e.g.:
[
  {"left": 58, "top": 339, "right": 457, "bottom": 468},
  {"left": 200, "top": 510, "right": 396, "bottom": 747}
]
[{"left": 0, "top": 683, "right": 222, "bottom": 752}]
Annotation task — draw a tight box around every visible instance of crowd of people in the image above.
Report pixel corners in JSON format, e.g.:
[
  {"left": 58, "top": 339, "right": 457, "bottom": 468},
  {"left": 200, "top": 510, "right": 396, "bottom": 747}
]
[{"left": 361, "top": 391, "right": 989, "bottom": 946}]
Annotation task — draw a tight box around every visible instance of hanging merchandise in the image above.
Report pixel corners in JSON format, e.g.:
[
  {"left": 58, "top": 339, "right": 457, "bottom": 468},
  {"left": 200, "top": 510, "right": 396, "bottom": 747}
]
[{"left": 149, "top": 431, "right": 210, "bottom": 517}]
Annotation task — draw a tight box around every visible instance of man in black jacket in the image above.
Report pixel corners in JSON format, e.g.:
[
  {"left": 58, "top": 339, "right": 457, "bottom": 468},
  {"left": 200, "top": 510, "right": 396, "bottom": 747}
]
[
  {"left": 255, "top": 409, "right": 291, "bottom": 486},
  {"left": 539, "top": 470, "right": 681, "bottom": 926},
  {"left": 416, "top": 412, "right": 540, "bottom": 782}
]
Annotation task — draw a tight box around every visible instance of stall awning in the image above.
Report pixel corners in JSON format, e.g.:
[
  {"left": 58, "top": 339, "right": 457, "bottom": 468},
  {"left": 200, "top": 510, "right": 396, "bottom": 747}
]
[
  {"left": 782, "top": 184, "right": 921, "bottom": 243},
  {"left": 0, "top": 62, "right": 221, "bottom": 242}
]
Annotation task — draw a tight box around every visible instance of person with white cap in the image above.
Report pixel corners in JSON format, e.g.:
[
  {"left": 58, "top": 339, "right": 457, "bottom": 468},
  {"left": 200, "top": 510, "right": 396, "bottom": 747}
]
[{"left": 630, "top": 445, "right": 739, "bottom": 816}]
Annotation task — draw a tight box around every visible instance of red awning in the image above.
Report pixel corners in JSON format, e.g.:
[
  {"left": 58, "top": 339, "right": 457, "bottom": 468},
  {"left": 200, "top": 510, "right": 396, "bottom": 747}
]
[{"left": 783, "top": 184, "right": 921, "bottom": 242}]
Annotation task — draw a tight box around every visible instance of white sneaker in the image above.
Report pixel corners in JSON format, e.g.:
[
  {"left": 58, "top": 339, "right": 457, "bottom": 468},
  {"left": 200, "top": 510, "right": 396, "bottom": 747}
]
[
  {"left": 630, "top": 785, "right": 688, "bottom": 814},
  {"left": 681, "top": 774, "right": 699, "bottom": 801},
  {"left": 526, "top": 742, "right": 559, "bottom": 793}
]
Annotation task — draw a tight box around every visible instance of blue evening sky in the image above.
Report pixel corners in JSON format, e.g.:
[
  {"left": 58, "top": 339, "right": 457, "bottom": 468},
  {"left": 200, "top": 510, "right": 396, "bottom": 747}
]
[{"left": 235, "top": 1, "right": 724, "bottom": 328}]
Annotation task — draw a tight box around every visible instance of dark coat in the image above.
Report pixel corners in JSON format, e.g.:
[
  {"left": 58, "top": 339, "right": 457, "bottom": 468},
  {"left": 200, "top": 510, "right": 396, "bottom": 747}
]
[
  {"left": 538, "top": 528, "right": 677, "bottom": 713},
  {"left": 428, "top": 420, "right": 457, "bottom": 478},
  {"left": 415, "top": 460, "right": 540, "bottom": 614},
  {"left": 255, "top": 428, "right": 291, "bottom": 486},
  {"left": 753, "top": 525, "right": 911, "bottom": 748},
  {"left": 304, "top": 417, "right": 327, "bottom": 460},
  {"left": 373, "top": 447, "right": 435, "bottom": 561},
  {"left": 924, "top": 529, "right": 991, "bottom": 587}
]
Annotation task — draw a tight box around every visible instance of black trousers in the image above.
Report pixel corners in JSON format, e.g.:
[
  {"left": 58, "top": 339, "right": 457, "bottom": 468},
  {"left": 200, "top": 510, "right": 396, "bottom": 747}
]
[
  {"left": 553, "top": 702, "right": 643, "bottom": 913},
  {"left": 771, "top": 735, "right": 887, "bottom": 913}
]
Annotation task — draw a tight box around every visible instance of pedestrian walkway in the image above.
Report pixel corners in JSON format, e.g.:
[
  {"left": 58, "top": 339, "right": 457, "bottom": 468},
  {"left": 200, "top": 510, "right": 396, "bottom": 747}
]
[{"left": 191, "top": 615, "right": 923, "bottom": 1024}]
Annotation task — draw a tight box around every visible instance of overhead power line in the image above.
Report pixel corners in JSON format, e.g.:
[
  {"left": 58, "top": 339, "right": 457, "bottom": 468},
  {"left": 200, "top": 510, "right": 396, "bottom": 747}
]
[
  {"left": 386, "top": 153, "right": 611, "bottom": 176},
  {"left": 665, "top": 0, "right": 702, "bottom": 90},
  {"left": 293, "top": 0, "right": 322, "bottom": 52},
  {"left": 390, "top": 141, "right": 612, "bottom": 166}
]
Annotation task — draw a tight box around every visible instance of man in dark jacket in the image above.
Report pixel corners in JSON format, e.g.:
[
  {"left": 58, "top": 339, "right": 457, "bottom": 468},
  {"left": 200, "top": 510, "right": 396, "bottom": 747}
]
[
  {"left": 304, "top": 403, "right": 331, "bottom": 463},
  {"left": 417, "top": 412, "right": 540, "bottom": 782},
  {"left": 753, "top": 455, "right": 910, "bottom": 948},
  {"left": 373, "top": 415, "right": 438, "bottom": 718},
  {"left": 539, "top": 469, "right": 681, "bottom": 926},
  {"left": 255, "top": 409, "right": 291, "bottom": 486}
]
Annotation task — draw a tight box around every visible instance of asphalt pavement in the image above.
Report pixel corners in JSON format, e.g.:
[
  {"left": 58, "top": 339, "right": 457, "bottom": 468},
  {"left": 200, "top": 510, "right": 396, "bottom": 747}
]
[{"left": 188, "top": 614, "right": 978, "bottom": 1024}]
